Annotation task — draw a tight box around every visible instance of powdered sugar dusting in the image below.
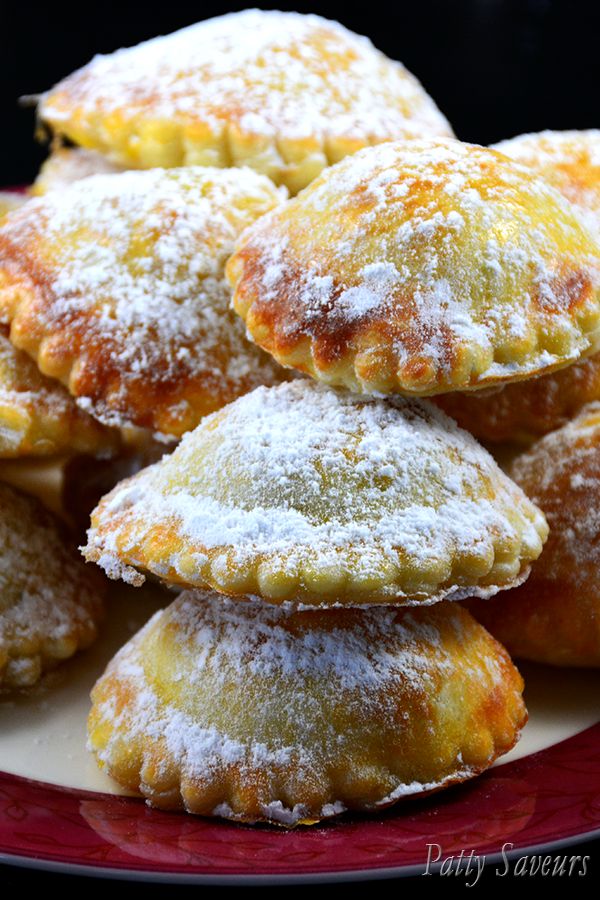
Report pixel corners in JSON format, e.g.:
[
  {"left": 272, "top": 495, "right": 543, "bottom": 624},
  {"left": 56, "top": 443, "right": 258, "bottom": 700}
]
[
  {"left": 0, "top": 482, "right": 103, "bottom": 687},
  {"left": 0, "top": 166, "right": 285, "bottom": 434},
  {"left": 41, "top": 11, "right": 452, "bottom": 145},
  {"left": 231, "top": 139, "right": 600, "bottom": 392},
  {"left": 493, "top": 130, "right": 600, "bottom": 238},
  {"left": 85, "top": 380, "right": 546, "bottom": 601},
  {"left": 90, "top": 591, "right": 510, "bottom": 823}
]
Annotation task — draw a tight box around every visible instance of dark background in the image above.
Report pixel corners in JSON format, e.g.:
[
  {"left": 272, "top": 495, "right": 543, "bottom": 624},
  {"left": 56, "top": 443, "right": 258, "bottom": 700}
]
[
  {"left": 2, "top": 0, "right": 600, "bottom": 185},
  {"left": 2, "top": 0, "right": 600, "bottom": 886}
]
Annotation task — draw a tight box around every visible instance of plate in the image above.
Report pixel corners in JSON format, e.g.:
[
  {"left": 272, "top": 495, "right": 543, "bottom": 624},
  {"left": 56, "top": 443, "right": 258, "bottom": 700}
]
[
  {"left": 0, "top": 186, "right": 599, "bottom": 883},
  {"left": 1, "top": 585, "right": 600, "bottom": 883}
]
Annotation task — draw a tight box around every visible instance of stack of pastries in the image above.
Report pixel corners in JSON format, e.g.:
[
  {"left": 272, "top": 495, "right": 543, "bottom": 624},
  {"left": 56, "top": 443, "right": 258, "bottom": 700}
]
[{"left": 1, "top": 11, "right": 599, "bottom": 826}]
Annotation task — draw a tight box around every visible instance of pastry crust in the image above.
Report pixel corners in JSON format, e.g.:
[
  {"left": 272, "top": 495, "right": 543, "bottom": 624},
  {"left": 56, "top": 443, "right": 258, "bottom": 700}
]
[
  {"left": 492, "top": 130, "right": 600, "bottom": 238},
  {"left": 0, "top": 327, "right": 118, "bottom": 457},
  {"left": 0, "top": 192, "right": 26, "bottom": 221},
  {"left": 467, "top": 403, "right": 600, "bottom": 665},
  {"left": 83, "top": 380, "right": 547, "bottom": 607},
  {"left": 38, "top": 11, "right": 453, "bottom": 194},
  {"left": 0, "top": 167, "right": 285, "bottom": 437},
  {"left": 434, "top": 132, "right": 600, "bottom": 442},
  {"left": 88, "top": 591, "right": 526, "bottom": 824},
  {"left": 227, "top": 139, "right": 600, "bottom": 396},
  {"left": 31, "top": 147, "right": 125, "bottom": 196},
  {"left": 435, "top": 351, "right": 600, "bottom": 442},
  {"left": 0, "top": 482, "right": 105, "bottom": 688}
]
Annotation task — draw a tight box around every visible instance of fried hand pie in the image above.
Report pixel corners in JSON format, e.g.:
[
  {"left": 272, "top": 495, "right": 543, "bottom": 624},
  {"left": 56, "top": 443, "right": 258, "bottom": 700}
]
[
  {"left": 88, "top": 591, "right": 526, "bottom": 824},
  {"left": 228, "top": 139, "right": 600, "bottom": 396},
  {"left": 435, "top": 352, "right": 600, "bottom": 443},
  {"left": 83, "top": 380, "right": 547, "bottom": 607},
  {"left": 0, "top": 166, "right": 285, "bottom": 438},
  {"left": 38, "top": 11, "right": 453, "bottom": 194}
]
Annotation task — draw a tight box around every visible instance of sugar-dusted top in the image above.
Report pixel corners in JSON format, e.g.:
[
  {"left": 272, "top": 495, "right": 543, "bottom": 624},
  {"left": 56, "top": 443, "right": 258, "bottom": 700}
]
[
  {"left": 493, "top": 130, "right": 600, "bottom": 237},
  {"left": 84, "top": 380, "right": 547, "bottom": 605},
  {"left": 0, "top": 166, "right": 285, "bottom": 436},
  {"left": 88, "top": 590, "right": 523, "bottom": 823},
  {"left": 0, "top": 482, "right": 104, "bottom": 686},
  {"left": 229, "top": 139, "right": 600, "bottom": 396},
  {"left": 40, "top": 11, "right": 451, "bottom": 145}
]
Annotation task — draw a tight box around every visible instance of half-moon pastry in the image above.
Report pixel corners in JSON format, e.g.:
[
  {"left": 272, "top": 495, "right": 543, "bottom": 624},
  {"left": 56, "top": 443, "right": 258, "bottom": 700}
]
[
  {"left": 0, "top": 482, "right": 105, "bottom": 688},
  {"left": 228, "top": 140, "right": 600, "bottom": 397},
  {"left": 434, "top": 352, "right": 600, "bottom": 443},
  {"left": 31, "top": 147, "right": 125, "bottom": 196},
  {"left": 88, "top": 591, "right": 527, "bottom": 824},
  {"left": 38, "top": 10, "right": 453, "bottom": 194},
  {"left": 492, "top": 130, "right": 600, "bottom": 237},
  {"left": 83, "top": 380, "right": 547, "bottom": 607},
  {"left": 0, "top": 166, "right": 285, "bottom": 437},
  {"left": 467, "top": 402, "right": 600, "bottom": 666},
  {"left": 0, "top": 327, "right": 118, "bottom": 457}
]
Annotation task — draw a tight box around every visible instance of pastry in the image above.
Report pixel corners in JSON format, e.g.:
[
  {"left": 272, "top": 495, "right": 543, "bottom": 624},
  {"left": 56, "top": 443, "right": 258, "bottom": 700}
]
[
  {"left": 88, "top": 591, "right": 526, "bottom": 824},
  {"left": 492, "top": 130, "right": 600, "bottom": 237},
  {"left": 0, "top": 326, "right": 118, "bottom": 457},
  {"left": 31, "top": 146, "right": 125, "bottom": 196},
  {"left": 434, "top": 352, "right": 600, "bottom": 442},
  {"left": 0, "top": 166, "right": 285, "bottom": 437},
  {"left": 38, "top": 10, "right": 453, "bottom": 194},
  {"left": 228, "top": 139, "right": 600, "bottom": 396},
  {"left": 83, "top": 380, "right": 547, "bottom": 607},
  {"left": 467, "top": 403, "right": 600, "bottom": 665},
  {"left": 0, "top": 482, "right": 105, "bottom": 688},
  {"left": 434, "top": 132, "right": 600, "bottom": 441},
  {"left": 0, "top": 192, "right": 26, "bottom": 220}
]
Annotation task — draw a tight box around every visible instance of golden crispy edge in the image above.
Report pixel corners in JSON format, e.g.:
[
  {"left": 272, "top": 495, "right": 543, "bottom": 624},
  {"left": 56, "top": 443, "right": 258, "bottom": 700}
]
[
  {"left": 227, "top": 224, "right": 600, "bottom": 396},
  {"left": 83, "top": 468, "right": 547, "bottom": 606},
  {"left": 0, "top": 250, "right": 277, "bottom": 438},
  {"left": 40, "top": 78, "right": 453, "bottom": 196},
  {"left": 87, "top": 606, "right": 526, "bottom": 823}
]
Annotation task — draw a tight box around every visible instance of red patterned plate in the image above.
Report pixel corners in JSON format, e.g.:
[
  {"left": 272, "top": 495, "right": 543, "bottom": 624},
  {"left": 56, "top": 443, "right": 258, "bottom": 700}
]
[{"left": 2, "top": 723, "right": 600, "bottom": 883}]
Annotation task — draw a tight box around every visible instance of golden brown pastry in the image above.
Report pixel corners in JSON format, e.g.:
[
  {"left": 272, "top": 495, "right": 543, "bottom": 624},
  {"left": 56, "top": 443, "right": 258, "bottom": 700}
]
[
  {"left": 88, "top": 591, "right": 526, "bottom": 824},
  {"left": 0, "top": 192, "right": 26, "bottom": 220},
  {"left": 434, "top": 353, "right": 600, "bottom": 443},
  {"left": 38, "top": 11, "right": 453, "bottom": 194},
  {"left": 0, "top": 326, "right": 118, "bottom": 457},
  {"left": 228, "top": 140, "right": 600, "bottom": 397},
  {"left": 83, "top": 380, "right": 547, "bottom": 607},
  {"left": 0, "top": 482, "right": 105, "bottom": 688},
  {"left": 0, "top": 166, "right": 285, "bottom": 438},
  {"left": 31, "top": 147, "right": 125, "bottom": 196},
  {"left": 434, "top": 132, "right": 600, "bottom": 442},
  {"left": 467, "top": 402, "right": 600, "bottom": 665},
  {"left": 492, "top": 130, "right": 600, "bottom": 237}
]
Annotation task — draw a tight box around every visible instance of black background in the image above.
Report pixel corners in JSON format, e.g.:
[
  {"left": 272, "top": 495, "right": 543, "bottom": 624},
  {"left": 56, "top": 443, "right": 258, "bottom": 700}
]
[
  {"left": 2, "top": 0, "right": 600, "bottom": 184},
  {"left": 2, "top": 0, "right": 600, "bottom": 886}
]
